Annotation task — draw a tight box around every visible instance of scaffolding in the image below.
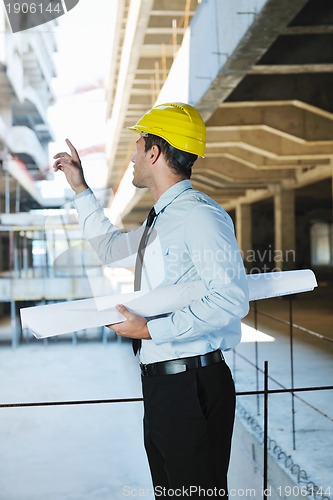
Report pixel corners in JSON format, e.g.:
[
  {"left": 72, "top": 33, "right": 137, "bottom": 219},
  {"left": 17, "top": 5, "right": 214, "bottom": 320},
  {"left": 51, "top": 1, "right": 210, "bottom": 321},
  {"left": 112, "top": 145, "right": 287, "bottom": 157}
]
[{"left": 0, "top": 209, "right": 132, "bottom": 346}]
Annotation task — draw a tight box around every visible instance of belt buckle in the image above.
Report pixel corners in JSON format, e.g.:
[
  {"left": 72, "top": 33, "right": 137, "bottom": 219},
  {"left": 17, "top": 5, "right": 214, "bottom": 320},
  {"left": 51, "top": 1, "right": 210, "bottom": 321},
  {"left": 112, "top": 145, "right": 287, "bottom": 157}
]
[{"left": 165, "top": 362, "right": 187, "bottom": 375}]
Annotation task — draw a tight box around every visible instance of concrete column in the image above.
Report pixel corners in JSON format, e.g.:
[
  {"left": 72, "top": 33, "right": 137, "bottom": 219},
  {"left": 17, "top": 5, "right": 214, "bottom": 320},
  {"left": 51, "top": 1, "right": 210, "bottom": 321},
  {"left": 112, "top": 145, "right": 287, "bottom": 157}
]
[
  {"left": 236, "top": 202, "right": 252, "bottom": 272},
  {"left": 274, "top": 188, "right": 296, "bottom": 271}
]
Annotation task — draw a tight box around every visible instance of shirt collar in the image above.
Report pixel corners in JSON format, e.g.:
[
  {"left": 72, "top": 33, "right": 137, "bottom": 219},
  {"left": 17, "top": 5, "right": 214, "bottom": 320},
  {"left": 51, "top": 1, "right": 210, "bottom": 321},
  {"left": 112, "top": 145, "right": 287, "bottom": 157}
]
[{"left": 154, "top": 180, "right": 192, "bottom": 215}]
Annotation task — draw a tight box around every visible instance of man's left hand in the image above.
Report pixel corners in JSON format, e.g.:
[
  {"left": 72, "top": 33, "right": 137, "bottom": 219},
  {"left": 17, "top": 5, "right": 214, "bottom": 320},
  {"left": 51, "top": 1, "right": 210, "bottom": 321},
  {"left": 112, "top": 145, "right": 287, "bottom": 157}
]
[{"left": 107, "top": 305, "right": 151, "bottom": 339}]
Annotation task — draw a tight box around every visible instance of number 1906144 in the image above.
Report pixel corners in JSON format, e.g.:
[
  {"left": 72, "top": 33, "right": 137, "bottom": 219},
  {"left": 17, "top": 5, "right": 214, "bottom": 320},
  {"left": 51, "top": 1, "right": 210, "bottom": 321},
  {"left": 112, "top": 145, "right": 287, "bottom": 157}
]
[
  {"left": 278, "top": 485, "right": 332, "bottom": 497},
  {"left": 6, "top": 3, "right": 62, "bottom": 14}
]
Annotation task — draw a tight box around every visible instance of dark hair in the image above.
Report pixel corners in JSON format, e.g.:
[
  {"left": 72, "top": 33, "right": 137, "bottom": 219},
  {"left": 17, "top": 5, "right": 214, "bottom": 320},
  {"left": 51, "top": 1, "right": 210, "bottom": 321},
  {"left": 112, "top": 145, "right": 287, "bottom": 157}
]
[{"left": 142, "top": 134, "right": 197, "bottom": 179}]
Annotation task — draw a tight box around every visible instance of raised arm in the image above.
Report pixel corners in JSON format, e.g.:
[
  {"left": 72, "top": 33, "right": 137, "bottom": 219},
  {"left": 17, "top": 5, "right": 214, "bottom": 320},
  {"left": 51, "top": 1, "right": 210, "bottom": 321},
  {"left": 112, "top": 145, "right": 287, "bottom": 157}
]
[{"left": 53, "top": 139, "right": 143, "bottom": 269}]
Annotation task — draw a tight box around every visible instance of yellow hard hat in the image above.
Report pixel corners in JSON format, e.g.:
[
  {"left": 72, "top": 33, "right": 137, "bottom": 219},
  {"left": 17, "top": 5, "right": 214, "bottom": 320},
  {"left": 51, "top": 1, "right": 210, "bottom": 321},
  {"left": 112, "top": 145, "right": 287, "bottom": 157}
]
[{"left": 128, "top": 102, "right": 206, "bottom": 157}]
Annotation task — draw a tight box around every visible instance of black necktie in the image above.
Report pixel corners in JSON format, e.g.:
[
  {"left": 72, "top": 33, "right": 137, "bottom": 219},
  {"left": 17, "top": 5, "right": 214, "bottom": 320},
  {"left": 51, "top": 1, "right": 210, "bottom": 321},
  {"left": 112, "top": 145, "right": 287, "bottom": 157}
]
[{"left": 132, "top": 207, "right": 157, "bottom": 355}]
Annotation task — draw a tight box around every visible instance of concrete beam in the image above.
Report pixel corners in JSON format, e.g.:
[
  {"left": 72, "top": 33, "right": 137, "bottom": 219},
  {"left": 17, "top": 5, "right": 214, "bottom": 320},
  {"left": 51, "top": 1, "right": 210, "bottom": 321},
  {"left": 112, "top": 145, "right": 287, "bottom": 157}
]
[
  {"left": 206, "top": 125, "right": 333, "bottom": 158},
  {"left": 140, "top": 44, "right": 175, "bottom": 57},
  {"left": 205, "top": 146, "right": 330, "bottom": 170},
  {"left": 223, "top": 165, "right": 333, "bottom": 211},
  {"left": 196, "top": 0, "right": 310, "bottom": 121},
  {"left": 283, "top": 25, "right": 333, "bottom": 35},
  {"left": 145, "top": 27, "right": 186, "bottom": 35},
  {"left": 250, "top": 64, "right": 333, "bottom": 74},
  {"left": 195, "top": 158, "right": 295, "bottom": 182},
  {"left": 223, "top": 188, "right": 274, "bottom": 211},
  {"left": 211, "top": 100, "right": 333, "bottom": 142},
  {"left": 151, "top": 10, "right": 195, "bottom": 17}
]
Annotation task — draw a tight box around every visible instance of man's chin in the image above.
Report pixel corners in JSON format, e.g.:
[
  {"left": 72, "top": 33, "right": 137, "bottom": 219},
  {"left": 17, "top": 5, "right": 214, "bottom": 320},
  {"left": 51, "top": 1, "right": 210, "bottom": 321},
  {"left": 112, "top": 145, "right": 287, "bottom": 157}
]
[{"left": 132, "top": 179, "right": 145, "bottom": 189}]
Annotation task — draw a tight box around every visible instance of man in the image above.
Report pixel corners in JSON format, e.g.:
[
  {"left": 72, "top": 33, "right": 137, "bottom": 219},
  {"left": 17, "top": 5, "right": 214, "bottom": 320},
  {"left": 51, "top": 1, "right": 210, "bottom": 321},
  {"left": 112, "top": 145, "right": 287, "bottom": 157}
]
[{"left": 53, "top": 102, "right": 249, "bottom": 498}]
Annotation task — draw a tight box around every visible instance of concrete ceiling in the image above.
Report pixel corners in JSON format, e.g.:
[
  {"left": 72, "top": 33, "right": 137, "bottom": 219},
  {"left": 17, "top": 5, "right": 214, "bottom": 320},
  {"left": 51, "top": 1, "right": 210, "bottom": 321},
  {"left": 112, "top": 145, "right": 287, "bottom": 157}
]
[{"left": 106, "top": 0, "right": 333, "bottom": 228}]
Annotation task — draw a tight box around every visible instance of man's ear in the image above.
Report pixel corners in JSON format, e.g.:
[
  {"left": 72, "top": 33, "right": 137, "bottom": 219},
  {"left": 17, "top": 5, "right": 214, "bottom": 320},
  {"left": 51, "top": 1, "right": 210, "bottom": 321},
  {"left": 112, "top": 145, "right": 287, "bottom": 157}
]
[{"left": 150, "top": 144, "right": 161, "bottom": 165}]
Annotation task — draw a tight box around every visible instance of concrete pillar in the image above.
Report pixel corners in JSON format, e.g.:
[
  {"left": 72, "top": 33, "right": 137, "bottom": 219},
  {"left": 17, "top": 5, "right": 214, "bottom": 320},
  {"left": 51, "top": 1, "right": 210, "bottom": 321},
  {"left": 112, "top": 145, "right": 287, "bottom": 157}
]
[
  {"left": 5, "top": 171, "right": 10, "bottom": 213},
  {"left": 11, "top": 300, "right": 18, "bottom": 348},
  {"left": 236, "top": 202, "right": 252, "bottom": 272},
  {"left": 274, "top": 188, "right": 296, "bottom": 271}
]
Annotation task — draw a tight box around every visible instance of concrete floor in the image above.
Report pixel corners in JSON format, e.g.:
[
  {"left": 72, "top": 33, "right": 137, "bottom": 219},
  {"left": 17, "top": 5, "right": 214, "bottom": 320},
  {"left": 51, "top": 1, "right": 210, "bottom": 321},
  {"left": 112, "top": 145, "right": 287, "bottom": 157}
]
[{"left": 0, "top": 339, "right": 152, "bottom": 500}]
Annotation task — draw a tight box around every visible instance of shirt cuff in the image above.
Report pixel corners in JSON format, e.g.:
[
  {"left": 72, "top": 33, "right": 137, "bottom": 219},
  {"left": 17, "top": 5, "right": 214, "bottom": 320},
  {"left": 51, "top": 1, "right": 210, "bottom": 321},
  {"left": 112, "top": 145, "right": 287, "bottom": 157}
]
[
  {"left": 74, "top": 187, "right": 92, "bottom": 200},
  {"left": 147, "top": 316, "right": 173, "bottom": 345}
]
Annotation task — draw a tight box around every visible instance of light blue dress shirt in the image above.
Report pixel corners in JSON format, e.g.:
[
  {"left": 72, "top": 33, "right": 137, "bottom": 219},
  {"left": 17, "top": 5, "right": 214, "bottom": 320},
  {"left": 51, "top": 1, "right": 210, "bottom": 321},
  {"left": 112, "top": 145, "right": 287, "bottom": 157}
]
[{"left": 74, "top": 180, "right": 249, "bottom": 364}]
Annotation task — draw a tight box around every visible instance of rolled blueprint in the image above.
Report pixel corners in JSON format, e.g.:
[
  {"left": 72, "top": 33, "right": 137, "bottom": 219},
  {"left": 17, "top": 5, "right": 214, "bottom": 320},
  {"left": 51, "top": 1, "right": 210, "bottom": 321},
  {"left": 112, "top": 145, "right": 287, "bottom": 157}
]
[
  {"left": 20, "top": 280, "right": 207, "bottom": 339},
  {"left": 20, "top": 270, "right": 317, "bottom": 339}
]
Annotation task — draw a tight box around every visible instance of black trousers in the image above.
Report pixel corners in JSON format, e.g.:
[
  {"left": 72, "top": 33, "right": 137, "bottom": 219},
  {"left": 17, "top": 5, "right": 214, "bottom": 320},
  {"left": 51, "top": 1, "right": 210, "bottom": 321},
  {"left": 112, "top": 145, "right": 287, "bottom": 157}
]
[{"left": 142, "top": 360, "right": 235, "bottom": 499}]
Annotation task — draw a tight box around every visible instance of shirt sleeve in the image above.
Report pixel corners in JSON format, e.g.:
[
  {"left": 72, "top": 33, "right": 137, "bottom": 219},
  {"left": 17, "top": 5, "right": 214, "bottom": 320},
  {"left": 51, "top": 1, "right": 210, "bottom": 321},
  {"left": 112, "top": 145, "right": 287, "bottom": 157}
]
[
  {"left": 73, "top": 190, "right": 143, "bottom": 268},
  {"left": 147, "top": 203, "right": 249, "bottom": 344},
  {"left": 74, "top": 187, "right": 92, "bottom": 199}
]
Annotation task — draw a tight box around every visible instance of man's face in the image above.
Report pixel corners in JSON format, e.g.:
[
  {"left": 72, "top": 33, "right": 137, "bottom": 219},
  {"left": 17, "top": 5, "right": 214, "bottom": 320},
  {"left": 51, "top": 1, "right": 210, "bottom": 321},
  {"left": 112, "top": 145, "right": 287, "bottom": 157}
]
[{"left": 131, "top": 136, "right": 150, "bottom": 188}]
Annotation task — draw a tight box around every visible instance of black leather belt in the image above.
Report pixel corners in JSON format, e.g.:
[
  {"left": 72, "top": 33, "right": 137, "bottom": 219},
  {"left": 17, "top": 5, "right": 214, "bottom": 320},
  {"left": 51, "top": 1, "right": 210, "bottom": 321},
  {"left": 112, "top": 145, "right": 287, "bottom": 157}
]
[{"left": 140, "top": 349, "right": 225, "bottom": 377}]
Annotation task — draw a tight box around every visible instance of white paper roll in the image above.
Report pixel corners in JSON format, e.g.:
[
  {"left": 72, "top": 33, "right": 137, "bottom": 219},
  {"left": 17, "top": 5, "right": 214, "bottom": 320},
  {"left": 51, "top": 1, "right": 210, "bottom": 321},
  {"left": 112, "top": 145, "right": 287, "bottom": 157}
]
[{"left": 20, "top": 270, "right": 317, "bottom": 339}]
